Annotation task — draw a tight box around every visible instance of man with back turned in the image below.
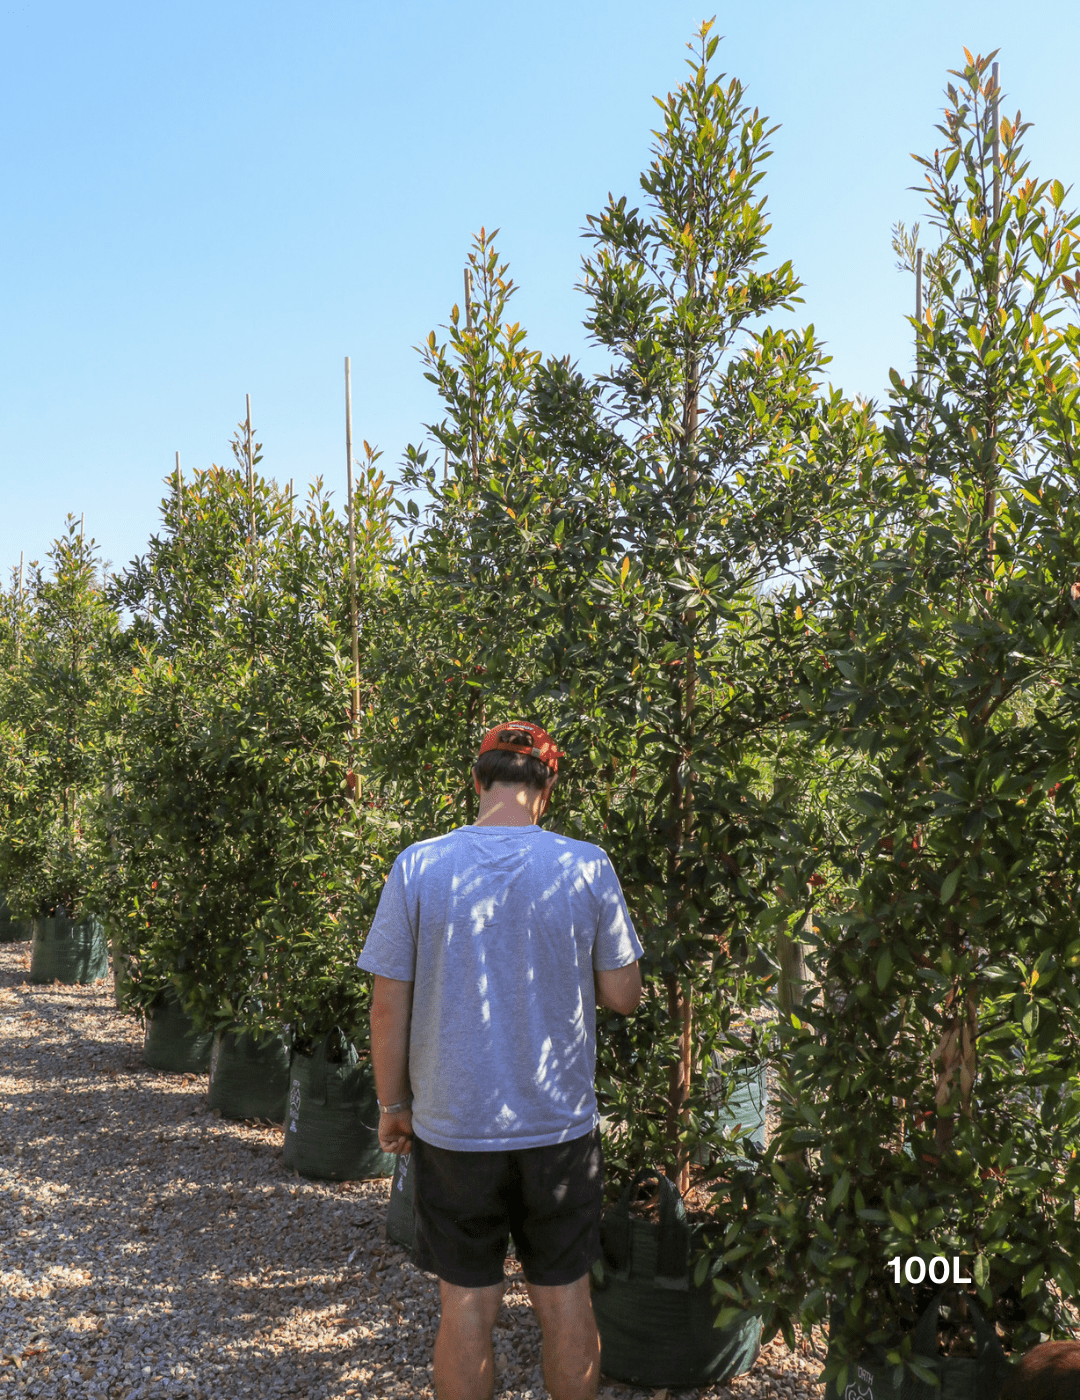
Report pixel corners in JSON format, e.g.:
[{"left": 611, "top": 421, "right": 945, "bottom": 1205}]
[{"left": 358, "top": 721, "right": 643, "bottom": 1400}]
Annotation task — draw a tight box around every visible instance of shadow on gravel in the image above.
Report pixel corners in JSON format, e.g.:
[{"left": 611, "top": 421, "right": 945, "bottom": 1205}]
[{"left": 2, "top": 949, "right": 798, "bottom": 1399}]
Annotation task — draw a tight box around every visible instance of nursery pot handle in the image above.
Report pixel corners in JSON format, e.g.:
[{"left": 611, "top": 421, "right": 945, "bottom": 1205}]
[{"left": 604, "top": 1169, "right": 690, "bottom": 1288}]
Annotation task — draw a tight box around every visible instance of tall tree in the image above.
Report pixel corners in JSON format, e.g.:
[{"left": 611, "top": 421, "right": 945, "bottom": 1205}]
[
  {"left": 367, "top": 228, "right": 544, "bottom": 834},
  {"left": 525, "top": 20, "right": 858, "bottom": 1192},
  {"left": 773, "top": 50, "right": 1080, "bottom": 1385}
]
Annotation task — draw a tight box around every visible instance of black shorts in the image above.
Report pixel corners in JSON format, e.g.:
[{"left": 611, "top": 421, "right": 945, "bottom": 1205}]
[{"left": 411, "top": 1126, "right": 604, "bottom": 1289}]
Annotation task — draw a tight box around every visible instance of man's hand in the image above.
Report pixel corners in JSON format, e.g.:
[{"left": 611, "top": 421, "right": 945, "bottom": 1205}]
[
  {"left": 371, "top": 975, "right": 415, "bottom": 1153},
  {"left": 379, "top": 1108, "right": 413, "bottom": 1155}
]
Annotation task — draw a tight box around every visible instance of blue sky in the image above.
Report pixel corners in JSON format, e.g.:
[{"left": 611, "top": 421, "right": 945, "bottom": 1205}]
[{"left": 2, "top": 0, "right": 1078, "bottom": 580}]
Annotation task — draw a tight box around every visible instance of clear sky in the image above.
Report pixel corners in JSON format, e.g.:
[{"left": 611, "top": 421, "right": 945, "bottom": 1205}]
[{"left": 2, "top": 0, "right": 1078, "bottom": 580}]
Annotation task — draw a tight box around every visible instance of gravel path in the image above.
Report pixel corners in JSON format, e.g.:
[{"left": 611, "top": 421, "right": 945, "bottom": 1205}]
[{"left": 0, "top": 944, "right": 824, "bottom": 1399}]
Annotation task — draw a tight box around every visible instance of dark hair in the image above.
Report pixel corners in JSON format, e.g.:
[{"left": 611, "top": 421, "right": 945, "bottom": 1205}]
[{"left": 473, "top": 749, "right": 555, "bottom": 792}]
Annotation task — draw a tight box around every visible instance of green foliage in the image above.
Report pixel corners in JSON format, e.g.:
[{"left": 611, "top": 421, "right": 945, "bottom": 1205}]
[
  {"left": 767, "top": 49, "right": 1080, "bottom": 1378},
  {"left": 520, "top": 19, "right": 868, "bottom": 1195},
  {"left": 0, "top": 519, "right": 118, "bottom": 919},
  {"left": 107, "top": 460, "right": 397, "bottom": 1046},
  {"left": 6, "top": 31, "right": 1080, "bottom": 1382},
  {"left": 367, "top": 228, "right": 547, "bottom": 836}
]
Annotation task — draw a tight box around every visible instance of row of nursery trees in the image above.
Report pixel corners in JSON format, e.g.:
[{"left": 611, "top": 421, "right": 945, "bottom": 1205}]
[{"left": 4, "top": 28, "right": 1080, "bottom": 1385}]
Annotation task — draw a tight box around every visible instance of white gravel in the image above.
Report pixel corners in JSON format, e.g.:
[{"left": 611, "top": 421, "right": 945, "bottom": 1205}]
[{"left": 0, "top": 944, "right": 823, "bottom": 1399}]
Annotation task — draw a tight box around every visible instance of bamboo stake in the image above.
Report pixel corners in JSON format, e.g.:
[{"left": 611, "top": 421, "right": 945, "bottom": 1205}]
[
  {"left": 288, "top": 477, "right": 294, "bottom": 523},
  {"left": 245, "top": 394, "right": 255, "bottom": 543},
  {"left": 344, "top": 358, "right": 360, "bottom": 753},
  {"left": 79, "top": 513, "right": 84, "bottom": 541},
  {"left": 15, "top": 551, "right": 23, "bottom": 664},
  {"left": 244, "top": 395, "right": 258, "bottom": 649}
]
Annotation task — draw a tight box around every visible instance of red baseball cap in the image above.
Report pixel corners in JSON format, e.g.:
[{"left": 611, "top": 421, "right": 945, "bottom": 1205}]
[{"left": 477, "top": 721, "right": 565, "bottom": 775}]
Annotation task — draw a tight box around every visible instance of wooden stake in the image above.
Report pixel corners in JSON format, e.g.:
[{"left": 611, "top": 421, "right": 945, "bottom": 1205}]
[
  {"left": 15, "top": 550, "right": 23, "bottom": 665},
  {"left": 344, "top": 358, "right": 360, "bottom": 750},
  {"left": 245, "top": 394, "right": 254, "bottom": 524},
  {"left": 79, "top": 513, "right": 84, "bottom": 541},
  {"left": 245, "top": 394, "right": 258, "bottom": 602}
]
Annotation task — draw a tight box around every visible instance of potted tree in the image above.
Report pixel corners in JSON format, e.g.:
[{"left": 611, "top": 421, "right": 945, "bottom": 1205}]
[
  {"left": 0, "top": 521, "right": 115, "bottom": 984},
  {"left": 372, "top": 24, "right": 859, "bottom": 1389},
  {"left": 509, "top": 24, "right": 869, "bottom": 1390},
  {"left": 0, "top": 568, "right": 32, "bottom": 943},
  {"left": 770, "top": 50, "right": 1080, "bottom": 1398},
  {"left": 112, "top": 438, "right": 396, "bottom": 1177}
]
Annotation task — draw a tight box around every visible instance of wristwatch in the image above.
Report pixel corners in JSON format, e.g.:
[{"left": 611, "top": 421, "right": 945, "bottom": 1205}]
[{"left": 378, "top": 1097, "right": 412, "bottom": 1115}]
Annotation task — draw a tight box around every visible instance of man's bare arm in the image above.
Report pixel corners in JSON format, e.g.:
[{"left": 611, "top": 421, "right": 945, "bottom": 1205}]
[
  {"left": 595, "top": 961, "right": 642, "bottom": 1015},
  {"left": 370, "top": 974, "right": 414, "bottom": 1153}
]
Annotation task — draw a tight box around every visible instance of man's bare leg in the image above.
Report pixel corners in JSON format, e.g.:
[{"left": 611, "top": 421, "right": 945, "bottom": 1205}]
[
  {"left": 433, "top": 1279, "right": 504, "bottom": 1400},
  {"left": 525, "top": 1274, "right": 600, "bottom": 1400}
]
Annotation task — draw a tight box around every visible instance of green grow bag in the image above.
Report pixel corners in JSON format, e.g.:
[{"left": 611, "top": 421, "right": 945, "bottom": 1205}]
[
  {"left": 591, "top": 1171, "right": 762, "bottom": 1389},
  {"left": 282, "top": 1029, "right": 395, "bottom": 1182},
  {"left": 0, "top": 893, "right": 29, "bottom": 942},
  {"left": 208, "top": 1025, "right": 290, "bottom": 1122},
  {"left": 143, "top": 990, "right": 213, "bottom": 1073},
  {"left": 698, "top": 1057, "right": 768, "bottom": 1164},
  {"left": 0, "top": 911, "right": 31, "bottom": 942},
  {"left": 29, "top": 913, "right": 109, "bottom": 983},
  {"left": 385, "top": 1149, "right": 416, "bottom": 1249},
  {"left": 824, "top": 1291, "right": 1006, "bottom": 1400}
]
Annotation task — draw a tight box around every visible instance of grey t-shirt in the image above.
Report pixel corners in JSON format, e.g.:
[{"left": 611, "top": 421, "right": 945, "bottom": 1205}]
[{"left": 357, "top": 823, "right": 643, "bottom": 1152}]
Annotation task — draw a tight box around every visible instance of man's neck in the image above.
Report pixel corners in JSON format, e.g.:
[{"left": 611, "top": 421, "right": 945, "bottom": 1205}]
[{"left": 473, "top": 783, "right": 545, "bottom": 828}]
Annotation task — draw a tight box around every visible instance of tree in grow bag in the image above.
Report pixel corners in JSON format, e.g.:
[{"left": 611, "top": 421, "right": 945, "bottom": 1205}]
[
  {"left": 769, "top": 51, "right": 1080, "bottom": 1395},
  {"left": 367, "top": 24, "right": 868, "bottom": 1384},
  {"left": 109, "top": 439, "right": 399, "bottom": 1178},
  {"left": 0, "top": 520, "right": 118, "bottom": 983},
  {"left": 487, "top": 23, "right": 875, "bottom": 1384}
]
